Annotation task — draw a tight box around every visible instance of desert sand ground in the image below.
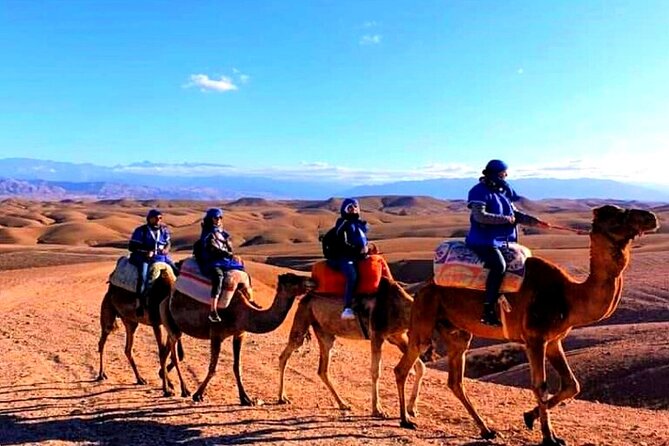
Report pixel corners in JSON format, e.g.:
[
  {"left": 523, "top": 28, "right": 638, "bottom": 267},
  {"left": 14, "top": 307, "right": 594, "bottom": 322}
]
[{"left": 0, "top": 197, "right": 667, "bottom": 445}]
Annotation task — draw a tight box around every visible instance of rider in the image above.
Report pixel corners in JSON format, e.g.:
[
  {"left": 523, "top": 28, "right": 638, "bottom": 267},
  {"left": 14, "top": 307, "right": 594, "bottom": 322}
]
[
  {"left": 325, "top": 198, "right": 369, "bottom": 320},
  {"left": 465, "top": 160, "right": 549, "bottom": 326},
  {"left": 194, "top": 208, "right": 252, "bottom": 323},
  {"left": 128, "top": 209, "right": 176, "bottom": 316}
]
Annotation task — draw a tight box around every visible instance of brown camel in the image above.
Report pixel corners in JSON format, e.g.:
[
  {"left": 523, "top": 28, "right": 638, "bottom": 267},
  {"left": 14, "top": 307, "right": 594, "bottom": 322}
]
[
  {"left": 394, "top": 205, "right": 659, "bottom": 446},
  {"left": 278, "top": 277, "right": 426, "bottom": 418},
  {"left": 97, "top": 267, "right": 181, "bottom": 385},
  {"left": 159, "top": 272, "right": 316, "bottom": 404}
]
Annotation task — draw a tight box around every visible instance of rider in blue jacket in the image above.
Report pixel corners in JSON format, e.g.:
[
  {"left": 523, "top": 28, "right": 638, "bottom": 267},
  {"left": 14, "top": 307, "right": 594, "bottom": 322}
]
[
  {"left": 128, "top": 209, "right": 176, "bottom": 316},
  {"left": 466, "top": 160, "right": 548, "bottom": 326},
  {"left": 326, "top": 198, "right": 369, "bottom": 320}
]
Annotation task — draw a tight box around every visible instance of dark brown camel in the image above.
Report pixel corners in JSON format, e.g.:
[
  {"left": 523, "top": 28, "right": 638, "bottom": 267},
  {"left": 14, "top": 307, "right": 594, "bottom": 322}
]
[
  {"left": 97, "top": 267, "right": 182, "bottom": 384},
  {"left": 394, "top": 205, "right": 659, "bottom": 446},
  {"left": 278, "top": 277, "right": 425, "bottom": 418},
  {"left": 159, "top": 273, "right": 316, "bottom": 404}
]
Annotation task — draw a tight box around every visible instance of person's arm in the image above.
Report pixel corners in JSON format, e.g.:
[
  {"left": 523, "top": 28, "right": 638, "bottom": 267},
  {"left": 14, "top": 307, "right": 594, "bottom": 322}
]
[
  {"left": 206, "top": 232, "right": 233, "bottom": 258},
  {"left": 129, "top": 227, "right": 149, "bottom": 253},
  {"left": 469, "top": 202, "right": 514, "bottom": 225},
  {"left": 159, "top": 227, "right": 171, "bottom": 254},
  {"left": 512, "top": 205, "right": 549, "bottom": 228}
]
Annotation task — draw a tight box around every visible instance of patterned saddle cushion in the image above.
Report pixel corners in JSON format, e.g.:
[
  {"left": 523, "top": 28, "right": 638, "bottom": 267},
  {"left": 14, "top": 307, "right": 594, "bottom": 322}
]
[
  {"left": 174, "top": 257, "right": 251, "bottom": 307},
  {"left": 433, "top": 241, "right": 531, "bottom": 293},
  {"left": 311, "top": 254, "right": 392, "bottom": 295},
  {"left": 109, "top": 256, "right": 174, "bottom": 294}
]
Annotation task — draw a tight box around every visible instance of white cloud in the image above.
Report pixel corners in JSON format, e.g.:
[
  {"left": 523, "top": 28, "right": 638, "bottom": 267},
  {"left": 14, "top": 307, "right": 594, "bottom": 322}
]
[
  {"left": 185, "top": 74, "right": 238, "bottom": 92},
  {"left": 360, "top": 34, "right": 382, "bottom": 45}
]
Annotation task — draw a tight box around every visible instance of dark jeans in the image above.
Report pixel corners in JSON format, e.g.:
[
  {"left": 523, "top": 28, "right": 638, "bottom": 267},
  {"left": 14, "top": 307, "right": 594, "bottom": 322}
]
[
  {"left": 208, "top": 267, "right": 227, "bottom": 299},
  {"left": 135, "top": 261, "right": 150, "bottom": 295},
  {"left": 327, "top": 259, "right": 358, "bottom": 309},
  {"left": 469, "top": 245, "right": 507, "bottom": 307}
]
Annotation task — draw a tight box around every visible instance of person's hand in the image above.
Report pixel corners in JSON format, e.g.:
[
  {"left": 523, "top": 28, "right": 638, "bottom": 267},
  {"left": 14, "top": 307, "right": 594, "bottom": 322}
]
[
  {"left": 147, "top": 250, "right": 155, "bottom": 258},
  {"left": 506, "top": 215, "right": 516, "bottom": 224}
]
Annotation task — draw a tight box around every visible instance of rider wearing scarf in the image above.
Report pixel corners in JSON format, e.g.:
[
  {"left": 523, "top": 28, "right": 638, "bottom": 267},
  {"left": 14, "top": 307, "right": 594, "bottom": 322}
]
[{"left": 466, "top": 160, "right": 548, "bottom": 326}]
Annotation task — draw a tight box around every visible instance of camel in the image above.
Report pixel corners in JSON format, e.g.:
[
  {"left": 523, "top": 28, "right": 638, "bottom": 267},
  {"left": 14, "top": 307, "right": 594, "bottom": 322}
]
[
  {"left": 278, "top": 277, "right": 426, "bottom": 418},
  {"left": 159, "top": 272, "right": 316, "bottom": 404},
  {"left": 97, "top": 266, "right": 182, "bottom": 385},
  {"left": 394, "top": 205, "right": 659, "bottom": 446}
]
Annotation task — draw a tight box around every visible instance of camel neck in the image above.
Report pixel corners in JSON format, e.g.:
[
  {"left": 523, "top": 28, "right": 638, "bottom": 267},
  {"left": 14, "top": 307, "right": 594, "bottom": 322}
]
[
  {"left": 244, "top": 294, "right": 296, "bottom": 334},
  {"left": 570, "top": 232, "right": 631, "bottom": 327}
]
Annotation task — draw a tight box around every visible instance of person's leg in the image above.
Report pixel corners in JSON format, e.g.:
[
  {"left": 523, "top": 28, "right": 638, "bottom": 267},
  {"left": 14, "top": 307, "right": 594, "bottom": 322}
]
[
  {"left": 471, "top": 246, "right": 506, "bottom": 326},
  {"left": 136, "top": 261, "right": 150, "bottom": 317},
  {"left": 209, "top": 267, "right": 225, "bottom": 322}
]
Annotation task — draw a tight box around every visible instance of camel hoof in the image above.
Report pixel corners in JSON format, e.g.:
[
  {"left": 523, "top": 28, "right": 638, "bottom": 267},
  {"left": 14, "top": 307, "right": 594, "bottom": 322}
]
[
  {"left": 181, "top": 389, "right": 191, "bottom": 398},
  {"left": 95, "top": 373, "right": 108, "bottom": 381},
  {"left": 240, "top": 397, "right": 255, "bottom": 407},
  {"left": 278, "top": 396, "right": 291, "bottom": 405},
  {"left": 135, "top": 377, "right": 147, "bottom": 385},
  {"left": 372, "top": 408, "right": 389, "bottom": 419},
  {"left": 481, "top": 429, "right": 498, "bottom": 440},
  {"left": 524, "top": 410, "right": 536, "bottom": 430},
  {"left": 338, "top": 403, "right": 352, "bottom": 411},
  {"left": 163, "top": 390, "right": 175, "bottom": 398},
  {"left": 400, "top": 419, "right": 417, "bottom": 430},
  {"left": 407, "top": 407, "right": 419, "bottom": 418},
  {"left": 193, "top": 392, "right": 204, "bottom": 402}
]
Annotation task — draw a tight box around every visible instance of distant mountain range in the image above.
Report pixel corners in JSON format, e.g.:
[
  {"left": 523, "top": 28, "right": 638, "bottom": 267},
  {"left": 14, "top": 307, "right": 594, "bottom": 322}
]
[{"left": 1, "top": 158, "right": 668, "bottom": 202}]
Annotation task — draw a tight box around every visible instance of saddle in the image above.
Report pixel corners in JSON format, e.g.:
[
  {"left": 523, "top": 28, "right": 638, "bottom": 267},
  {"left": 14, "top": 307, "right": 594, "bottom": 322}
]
[
  {"left": 109, "top": 256, "right": 175, "bottom": 294},
  {"left": 311, "top": 254, "right": 392, "bottom": 295},
  {"left": 433, "top": 241, "right": 531, "bottom": 293},
  {"left": 174, "top": 257, "right": 252, "bottom": 308}
]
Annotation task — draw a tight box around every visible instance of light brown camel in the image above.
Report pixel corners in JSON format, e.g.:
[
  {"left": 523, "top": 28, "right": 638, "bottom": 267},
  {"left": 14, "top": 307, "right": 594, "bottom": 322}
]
[
  {"left": 394, "top": 205, "right": 659, "bottom": 446},
  {"left": 97, "top": 267, "right": 182, "bottom": 385},
  {"left": 159, "top": 272, "right": 316, "bottom": 404},
  {"left": 278, "top": 277, "right": 426, "bottom": 418}
]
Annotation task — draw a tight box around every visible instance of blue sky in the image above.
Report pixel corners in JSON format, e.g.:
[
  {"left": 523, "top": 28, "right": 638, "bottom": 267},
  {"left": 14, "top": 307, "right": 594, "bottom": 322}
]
[{"left": 1, "top": 1, "right": 668, "bottom": 185}]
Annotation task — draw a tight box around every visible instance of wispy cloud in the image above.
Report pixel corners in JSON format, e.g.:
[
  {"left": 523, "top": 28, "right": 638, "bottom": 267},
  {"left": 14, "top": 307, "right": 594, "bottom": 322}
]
[
  {"left": 232, "top": 68, "right": 251, "bottom": 84},
  {"left": 185, "top": 74, "right": 237, "bottom": 92},
  {"left": 359, "top": 34, "right": 382, "bottom": 46}
]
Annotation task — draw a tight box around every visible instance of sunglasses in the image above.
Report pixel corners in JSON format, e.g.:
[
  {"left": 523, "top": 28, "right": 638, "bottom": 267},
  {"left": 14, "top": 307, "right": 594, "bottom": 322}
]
[{"left": 345, "top": 204, "right": 359, "bottom": 212}]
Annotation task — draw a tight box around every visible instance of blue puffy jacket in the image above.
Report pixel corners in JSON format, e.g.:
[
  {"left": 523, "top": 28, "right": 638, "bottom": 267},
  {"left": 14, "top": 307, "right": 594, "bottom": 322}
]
[
  {"left": 465, "top": 181, "right": 520, "bottom": 248},
  {"left": 128, "top": 224, "right": 172, "bottom": 265},
  {"left": 329, "top": 198, "right": 369, "bottom": 260},
  {"left": 195, "top": 227, "right": 245, "bottom": 275}
]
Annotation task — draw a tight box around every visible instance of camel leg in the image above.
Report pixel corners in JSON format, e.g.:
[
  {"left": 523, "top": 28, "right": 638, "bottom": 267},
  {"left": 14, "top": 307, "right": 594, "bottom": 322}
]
[
  {"left": 278, "top": 306, "right": 311, "bottom": 404},
  {"left": 524, "top": 340, "right": 579, "bottom": 433},
  {"left": 122, "top": 319, "right": 146, "bottom": 385},
  {"left": 232, "top": 333, "right": 254, "bottom": 406},
  {"left": 96, "top": 293, "right": 116, "bottom": 381},
  {"left": 394, "top": 287, "right": 439, "bottom": 429},
  {"left": 526, "top": 340, "right": 565, "bottom": 446},
  {"left": 159, "top": 334, "right": 176, "bottom": 397},
  {"left": 388, "top": 333, "right": 425, "bottom": 418},
  {"left": 166, "top": 336, "right": 190, "bottom": 398},
  {"left": 312, "top": 325, "right": 350, "bottom": 410},
  {"left": 192, "top": 336, "right": 222, "bottom": 403},
  {"left": 370, "top": 335, "right": 388, "bottom": 418},
  {"left": 438, "top": 327, "right": 496, "bottom": 440}
]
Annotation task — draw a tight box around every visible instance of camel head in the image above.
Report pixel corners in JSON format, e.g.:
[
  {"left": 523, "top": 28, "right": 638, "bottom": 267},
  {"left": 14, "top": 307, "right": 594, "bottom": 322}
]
[
  {"left": 276, "top": 273, "right": 316, "bottom": 299},
  {"left": 592, "top": 205, "right": 659, "bottom": 243}
]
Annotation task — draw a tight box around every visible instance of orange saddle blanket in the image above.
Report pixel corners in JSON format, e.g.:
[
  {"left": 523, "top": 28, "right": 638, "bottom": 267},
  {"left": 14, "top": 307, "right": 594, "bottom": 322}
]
[{"left": 311, "top": 254, "right": 393, "bottom": 295}]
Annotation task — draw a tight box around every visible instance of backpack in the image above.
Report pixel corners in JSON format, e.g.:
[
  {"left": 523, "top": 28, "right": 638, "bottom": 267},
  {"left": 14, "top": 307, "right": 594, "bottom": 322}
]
[{"left": 321, "top": 226, "right": 340, "bottom": 260}]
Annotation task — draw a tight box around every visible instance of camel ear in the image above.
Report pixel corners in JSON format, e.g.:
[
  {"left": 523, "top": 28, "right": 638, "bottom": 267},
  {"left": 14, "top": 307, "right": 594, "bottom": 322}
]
[{"left": 593, "top": 205, "right": 624, "bottom": 221}]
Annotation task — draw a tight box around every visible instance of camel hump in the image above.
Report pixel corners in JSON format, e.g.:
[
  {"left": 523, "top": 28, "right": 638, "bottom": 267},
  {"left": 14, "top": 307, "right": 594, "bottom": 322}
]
[
  {"left": 433, "top": 241, "right": 531, "bottom": 293},
  {"left": 311, "top": 254, "right": 392, "bottom": 296}
]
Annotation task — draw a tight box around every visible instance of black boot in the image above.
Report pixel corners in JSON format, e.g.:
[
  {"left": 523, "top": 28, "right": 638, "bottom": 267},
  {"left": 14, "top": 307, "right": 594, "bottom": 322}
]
[{"left": 481, "top": 303, "right": 501, "bottom": 327}]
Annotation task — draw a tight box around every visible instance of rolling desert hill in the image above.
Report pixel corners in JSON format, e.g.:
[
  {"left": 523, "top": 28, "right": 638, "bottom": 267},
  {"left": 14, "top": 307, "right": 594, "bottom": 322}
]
[{"left": 0, "top": 196, "right": 667, "bottom": 445}]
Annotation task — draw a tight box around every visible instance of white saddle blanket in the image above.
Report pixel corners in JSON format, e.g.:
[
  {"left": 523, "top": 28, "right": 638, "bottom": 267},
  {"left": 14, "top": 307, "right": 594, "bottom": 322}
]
[
  {"left": 175, "top": 257, "right": 251, "bottom": 308},
  {"left": 433, "top": 241, "right": 531, "bottom": 293},
  {"left": 109, "top": 257, "right": 174, "bottom": 294}
]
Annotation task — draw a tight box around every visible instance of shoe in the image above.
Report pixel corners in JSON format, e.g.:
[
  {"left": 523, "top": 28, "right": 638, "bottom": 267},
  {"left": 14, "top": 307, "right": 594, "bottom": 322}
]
[
  {"left": 481, "top": 307, "right": 501, "bottom": 327},
  {"left": 208, "top": 311, "right": 222, "bottom": 323},
  {"left": 341, "top": 308, "right": 356, "bottom": 320}
]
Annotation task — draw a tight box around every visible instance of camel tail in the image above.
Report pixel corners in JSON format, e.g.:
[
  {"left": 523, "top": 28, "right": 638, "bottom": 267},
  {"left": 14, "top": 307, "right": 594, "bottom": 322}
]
[
  {"left": 163, "top": 300, "right": 182, "bottom": 340},
  {"left": 100, "top": 288, "right": 120, "bottom": 332}
]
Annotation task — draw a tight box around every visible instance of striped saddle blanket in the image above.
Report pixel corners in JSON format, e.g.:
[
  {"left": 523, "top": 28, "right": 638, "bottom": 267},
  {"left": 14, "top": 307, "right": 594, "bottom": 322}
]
[
  {"left": 109, "top": 256, "right": 174, "bottom": 294},
  {"left": 433, "top": 241, "right": 531, "bottom": 293},
  {"left": 174, "top": 257, "right": 251, "bottom": 307}
]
